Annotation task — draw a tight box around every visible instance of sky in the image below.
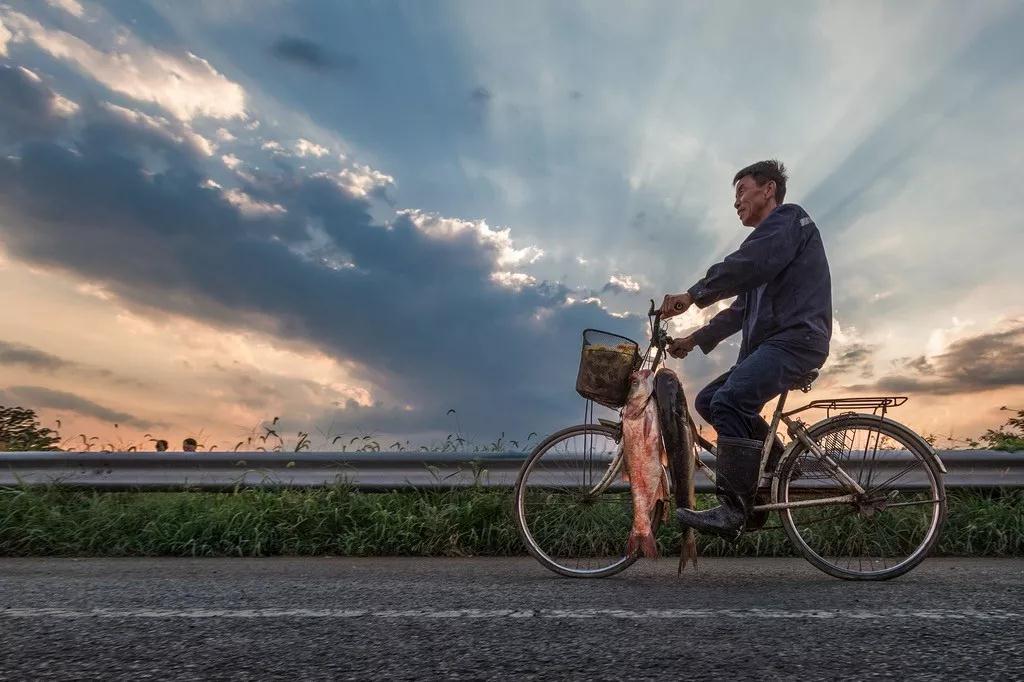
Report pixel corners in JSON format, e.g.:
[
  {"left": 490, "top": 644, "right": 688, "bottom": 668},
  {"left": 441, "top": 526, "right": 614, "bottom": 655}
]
[{"left": 0, "top": 0, "right": 1021, "bottom": 452}]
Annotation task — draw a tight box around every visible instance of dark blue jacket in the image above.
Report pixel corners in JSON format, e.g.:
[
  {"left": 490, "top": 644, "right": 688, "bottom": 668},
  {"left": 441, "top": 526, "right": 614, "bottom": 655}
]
[{"left": 687, "top": 203, "right": 832, "bottom": 362}]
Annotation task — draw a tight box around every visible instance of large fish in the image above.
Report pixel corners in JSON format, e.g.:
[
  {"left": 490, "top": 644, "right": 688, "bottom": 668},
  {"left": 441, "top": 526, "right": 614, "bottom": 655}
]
[
  {"left": 621, "top": 368, "right": 670, "bottom": 558},
  {"left": 654, "top": 368, "right": 698, "bottom": 573}
]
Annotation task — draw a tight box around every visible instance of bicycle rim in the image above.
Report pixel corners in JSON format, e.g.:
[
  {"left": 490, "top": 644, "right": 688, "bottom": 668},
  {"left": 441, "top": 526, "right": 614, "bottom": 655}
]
[
  {"left": 777, "top": 415, "right": 946, "bottom": 580},
  {"left": 514, "top": 423, "right": 647, "bottom": 578}
]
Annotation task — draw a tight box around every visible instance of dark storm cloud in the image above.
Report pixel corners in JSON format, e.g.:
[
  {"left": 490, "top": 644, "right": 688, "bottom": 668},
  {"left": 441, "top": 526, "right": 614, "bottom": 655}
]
[
  {"left": 270, "top": 36, "right": 358, "bottom": 72},
  {"left": 825, "top": 343, "right": 876, "bottom": 379},
  {"left": 0, "top": 73, "right": 638, "bottom": 438},
  {"left": 0, "top": 339, "right": 149, "bottom": 388},
  {"left": 0, "top": 65, "right": 68, "bottom": 142},
  {"left": 469, "top": 86, "right": 492, "bottom": 103},
  {"left": 846, "top": 321, "right": 1024, "bottom": 396},
  {"left": 2, "top": 385, "right": 157, "bottom": 428},
  {"left": 0, "top": 340, "right": 67, "bottom": 371}
]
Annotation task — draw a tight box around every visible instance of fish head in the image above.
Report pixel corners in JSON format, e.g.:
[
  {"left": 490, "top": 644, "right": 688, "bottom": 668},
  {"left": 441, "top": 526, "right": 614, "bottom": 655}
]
[{"left": 623, "top": 368, "right": 655, "bottom": 418}]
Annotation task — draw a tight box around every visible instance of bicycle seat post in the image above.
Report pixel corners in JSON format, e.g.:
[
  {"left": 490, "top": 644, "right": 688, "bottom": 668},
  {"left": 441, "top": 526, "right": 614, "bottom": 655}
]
[{"left": 762, "top": 389, "right": 790, "bottom": 468}]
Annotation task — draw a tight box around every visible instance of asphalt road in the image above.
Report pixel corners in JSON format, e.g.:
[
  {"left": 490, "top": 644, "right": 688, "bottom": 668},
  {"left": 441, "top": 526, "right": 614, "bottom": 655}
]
[{"left": 0, "top": 557, "right": 1021, "bottom": 680}]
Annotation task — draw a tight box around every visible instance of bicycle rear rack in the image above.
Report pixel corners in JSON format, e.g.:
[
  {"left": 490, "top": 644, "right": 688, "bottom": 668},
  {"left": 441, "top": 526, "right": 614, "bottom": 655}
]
[{"left": 784, "top": 396, "right": 907, "bottom": 419}]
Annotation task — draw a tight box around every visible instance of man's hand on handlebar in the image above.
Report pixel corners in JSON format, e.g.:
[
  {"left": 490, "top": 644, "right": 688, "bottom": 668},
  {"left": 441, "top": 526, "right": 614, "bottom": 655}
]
[
  {"left": 659, "top": 292, "right": 693, "bottom": 319},
  {"left": 667, "top": 334, "right": 698, "bottom": 359}
]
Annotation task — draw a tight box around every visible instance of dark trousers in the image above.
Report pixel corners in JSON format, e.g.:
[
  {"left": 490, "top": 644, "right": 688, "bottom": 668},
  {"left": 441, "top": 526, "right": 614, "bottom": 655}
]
[{"left": 694, "top": 341, "right": 827, "bottom": 441}]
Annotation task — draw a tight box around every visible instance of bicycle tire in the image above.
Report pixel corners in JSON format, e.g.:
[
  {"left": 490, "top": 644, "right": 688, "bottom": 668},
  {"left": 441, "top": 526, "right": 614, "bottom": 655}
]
[
  {"left": 774, "top": 414, "right": 946, "bottom": 581},
  {"left": 514, "top": 423, "right": 661, "bottom": 578}
]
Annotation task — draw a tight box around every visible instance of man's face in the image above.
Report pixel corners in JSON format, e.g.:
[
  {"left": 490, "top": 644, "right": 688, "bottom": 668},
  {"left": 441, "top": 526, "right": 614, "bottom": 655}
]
[{"left": 733, "top": 175, "right": 775, "bottom": 227}]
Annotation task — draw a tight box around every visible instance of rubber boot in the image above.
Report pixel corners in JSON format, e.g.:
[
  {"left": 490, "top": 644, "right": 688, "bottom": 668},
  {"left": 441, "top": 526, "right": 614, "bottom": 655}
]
[
  {"left": 675, "top": 436, "right": 762, "bottom": 540},
  {"left": 747, "top": 437, "right": 785, "bottom": 531}
]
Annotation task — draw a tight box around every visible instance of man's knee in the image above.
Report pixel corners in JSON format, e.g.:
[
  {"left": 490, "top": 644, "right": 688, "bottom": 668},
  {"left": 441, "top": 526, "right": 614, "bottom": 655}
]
[
  {"left": 708, "top": 389, "right": 733, "bottom": 418},
  {"left": 694, "top": 384, "right": 717, "bottom": 422}
]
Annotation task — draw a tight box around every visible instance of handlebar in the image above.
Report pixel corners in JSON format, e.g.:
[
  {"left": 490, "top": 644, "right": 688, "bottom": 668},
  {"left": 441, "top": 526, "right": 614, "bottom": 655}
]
[{"left": 647, "top": 299, "right": 675, "bottom": 367}]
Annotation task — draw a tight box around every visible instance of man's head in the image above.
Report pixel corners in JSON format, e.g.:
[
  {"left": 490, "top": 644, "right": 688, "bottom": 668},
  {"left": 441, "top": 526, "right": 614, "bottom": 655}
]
[
  {"left": 154, "top": 439, "right": 168, "bottom": 452},
  {"left": 733, "top": 159, "right": 787, "bottom": 227},
  {"left": 182, "top": 437, "right": 197, "bottom": 452}
]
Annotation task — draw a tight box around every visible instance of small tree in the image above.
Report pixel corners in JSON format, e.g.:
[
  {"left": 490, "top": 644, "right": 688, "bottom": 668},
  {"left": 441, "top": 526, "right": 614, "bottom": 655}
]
[
  {"left": 0, "top": 406, "right": 62, "bottom": 451},
  {"left": 981, "top": 407, "right": 1024, "bottom": 452}
]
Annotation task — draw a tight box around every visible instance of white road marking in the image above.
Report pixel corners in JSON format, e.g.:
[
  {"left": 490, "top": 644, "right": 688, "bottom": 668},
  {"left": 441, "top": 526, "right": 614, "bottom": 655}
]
[{"left": 0, "top": 607, "right": 1019, "bottom": 621}]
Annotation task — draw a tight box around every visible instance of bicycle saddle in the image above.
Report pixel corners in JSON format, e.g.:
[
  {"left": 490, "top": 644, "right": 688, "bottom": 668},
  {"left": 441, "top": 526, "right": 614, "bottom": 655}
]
[{"left": 791, "top": 369, "right": 819, "bottom": 393}]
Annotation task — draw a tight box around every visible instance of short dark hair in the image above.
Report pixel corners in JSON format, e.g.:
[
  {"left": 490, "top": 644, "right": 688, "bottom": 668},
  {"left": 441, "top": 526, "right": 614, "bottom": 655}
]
[{"left": 733, "top": 159, "right": 788, "bottom": 204}]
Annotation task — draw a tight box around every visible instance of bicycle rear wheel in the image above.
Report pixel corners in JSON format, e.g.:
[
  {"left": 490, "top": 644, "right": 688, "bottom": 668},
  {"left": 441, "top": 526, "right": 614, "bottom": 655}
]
[
  {"left": 514, "top": 423, "right": 659, "bottom": 578},
  {"left": 776, "top": 415, "right": 946, "bottom": 580}
]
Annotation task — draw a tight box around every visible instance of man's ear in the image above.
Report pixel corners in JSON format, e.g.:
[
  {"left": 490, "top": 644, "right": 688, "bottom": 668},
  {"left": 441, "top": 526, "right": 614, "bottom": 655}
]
[{"left": 765, "top": 180, "right": 776, "bottom": 200}]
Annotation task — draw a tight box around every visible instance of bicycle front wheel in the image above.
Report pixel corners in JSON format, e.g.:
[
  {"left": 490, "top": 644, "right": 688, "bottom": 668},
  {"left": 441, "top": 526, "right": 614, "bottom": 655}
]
[
  {"left": 514, "top": 423, "right": 655, "bottom": 578},
  {"left": 776, "top": 414, "right": 946, "bottom": 580}
]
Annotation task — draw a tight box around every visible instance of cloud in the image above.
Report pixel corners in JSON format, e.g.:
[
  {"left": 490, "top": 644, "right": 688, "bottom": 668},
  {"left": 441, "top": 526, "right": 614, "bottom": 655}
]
[
  {"left": 469, "top": 86, "right": 492, "bottom": 103},
  {"left": 0, "top": 339, "right": 149, "bottom": 389},
  {"left": 336, "top": 165, "right": 394, "bottom": 198},
  {"left": 0, "top": 16, "right": 10, "bottom": 56},
  {"left": 0, "top": 339, "right": 67, "bottom": 371},
  {"left": 101, "top": 102, "right": 215, "bottom": 156},
  {"left": 295, "top": 138, "right": 328, "bottom": 157},
  {"left": 847, "top": 319, "right": 1024, "bottom": 395},
  {"left": 0, "top": 64, "right": 71, "bottom": 141},
  {"left": 270, "top": 36, "right": 358, "bottom": 73},
  {"left": 222, "top": 188, "right": 287, "bottom": 217},
  {"left": 0, "top": 71, "right": 637, "bottom": 438},
  {"left": 490, "top": 271, "right": 537, "bottom": 291},
  {"left": 45, "top": 0, "right": 85, "bottom": 18},
  {"left": 1, "top": 9, "right": 246, "bottom": 121},
  {"left": 602, "top": 274, "right": 641, "bottom": 295},
  {"left": 405, "top": 210, "right": 543, "bottom": 268},
  {"left": 1, "top": 385, "right": 156, "bottom": 428},
  {"left": 826, "top": 343, "right": 876, "bottom": 379}
]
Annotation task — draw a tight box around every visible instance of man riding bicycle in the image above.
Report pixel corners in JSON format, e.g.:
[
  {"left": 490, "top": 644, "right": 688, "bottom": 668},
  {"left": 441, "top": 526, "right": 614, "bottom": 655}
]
[{"left": 659, "top": 160, "right": 832, "bottom": 539}]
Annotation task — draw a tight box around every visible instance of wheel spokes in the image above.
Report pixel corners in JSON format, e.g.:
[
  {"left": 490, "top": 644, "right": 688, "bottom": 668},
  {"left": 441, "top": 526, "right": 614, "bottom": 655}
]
[{"left": 782, "top": 421, "right": 943, "bottom": 579}]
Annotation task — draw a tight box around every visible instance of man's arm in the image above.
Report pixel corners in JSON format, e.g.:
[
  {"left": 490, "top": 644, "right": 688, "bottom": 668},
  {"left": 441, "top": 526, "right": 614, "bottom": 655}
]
[
  {"left": 691, "top": 296, "right": 745, "bottom": 354},
  {"left": 686, "top": 204, "right": 805, "bottom": 309}
]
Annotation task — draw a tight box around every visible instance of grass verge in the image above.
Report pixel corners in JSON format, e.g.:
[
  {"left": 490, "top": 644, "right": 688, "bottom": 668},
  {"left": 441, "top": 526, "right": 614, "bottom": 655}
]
[{"left": 0, "top": 486, "right": 1021, "bottom": 557}]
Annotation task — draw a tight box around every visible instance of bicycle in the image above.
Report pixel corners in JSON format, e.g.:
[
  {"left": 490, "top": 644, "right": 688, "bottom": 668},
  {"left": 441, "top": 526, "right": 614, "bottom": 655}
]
[{"left": 513, "top": 301, "right": 947, "bottom": 580}]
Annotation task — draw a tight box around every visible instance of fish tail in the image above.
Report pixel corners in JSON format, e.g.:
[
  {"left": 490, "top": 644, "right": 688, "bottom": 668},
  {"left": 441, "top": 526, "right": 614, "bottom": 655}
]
[
  {"left": 626, "top": 531, "right": 639, "bottom": 557},
  {"left": 679, "top": 528, "right": 698, "bottom": 573},
  {"left": 642, "top": 533, "right": 659, "bottom": 559},
  {"left": 626, "top": 530, "right": 659, "bottom": 559}
]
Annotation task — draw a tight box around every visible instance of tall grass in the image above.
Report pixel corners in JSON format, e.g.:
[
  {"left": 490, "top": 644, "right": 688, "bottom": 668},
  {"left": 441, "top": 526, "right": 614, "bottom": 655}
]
[{"left": 0, "top": 486, "right": 1020, "bottom": 558}]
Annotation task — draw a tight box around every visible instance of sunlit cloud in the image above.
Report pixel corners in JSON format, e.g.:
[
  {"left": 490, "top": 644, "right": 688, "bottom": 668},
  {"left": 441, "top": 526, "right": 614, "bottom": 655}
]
[
  {"left": 603, "top": 274, "right": 641, "bottom": 295},
  {"left": 45, "top": 0, "right": 85, "bottom": 18},
  {"left": 222, "top": 188, "right": 287, "bottom": 217},
  {"left": 1, "top": 9, "right": 246, "bottom": 121},
  {"left": 101, "top": 102, "right": 215, "bottom": 156},
  {"left": 404, "top": 210, "right": 543, "bottom": 268},
  {"left": 0, "top": 16, "right": 11, "bottom": 56},
  {"left": 295, "top": 138, "right": 329, "bottom": 157}
]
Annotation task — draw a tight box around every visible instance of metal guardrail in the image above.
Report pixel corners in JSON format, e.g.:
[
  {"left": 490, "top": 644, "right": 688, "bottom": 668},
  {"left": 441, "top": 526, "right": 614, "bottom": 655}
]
[{"left": 0, "top": 450, "right": 1020, "bottom": 491}]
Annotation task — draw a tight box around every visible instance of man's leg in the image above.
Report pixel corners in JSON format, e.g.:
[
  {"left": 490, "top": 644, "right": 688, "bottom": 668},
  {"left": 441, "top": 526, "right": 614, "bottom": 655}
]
[
  {"left": 678, "top": 342, "right": 826, "bottom": 538},
  {"left": 708, "top": 342, "right": 826, "bottom": 439},
  {"left": 693, "top": 370, "right": 730, "bottom": 426}
]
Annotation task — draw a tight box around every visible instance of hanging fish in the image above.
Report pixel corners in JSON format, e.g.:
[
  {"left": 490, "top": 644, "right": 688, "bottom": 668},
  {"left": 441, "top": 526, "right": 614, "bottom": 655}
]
[
  {"left": 655, "top": 368, "right": 698, "bottom": 573},
  {"left": 621, "top": 368, "right": 670, "bottom": 558}
]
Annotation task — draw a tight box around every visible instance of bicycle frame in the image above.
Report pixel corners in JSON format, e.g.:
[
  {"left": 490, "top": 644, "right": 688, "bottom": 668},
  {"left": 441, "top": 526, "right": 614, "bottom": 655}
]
[{"left": 587, "top": 300, "right": 892, "bottom": 513}]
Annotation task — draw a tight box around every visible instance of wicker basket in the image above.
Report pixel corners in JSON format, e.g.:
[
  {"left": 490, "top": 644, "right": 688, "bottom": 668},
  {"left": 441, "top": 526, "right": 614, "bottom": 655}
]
[{"left": 575, "top": 329, "right": 641, "bottom": 409}]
